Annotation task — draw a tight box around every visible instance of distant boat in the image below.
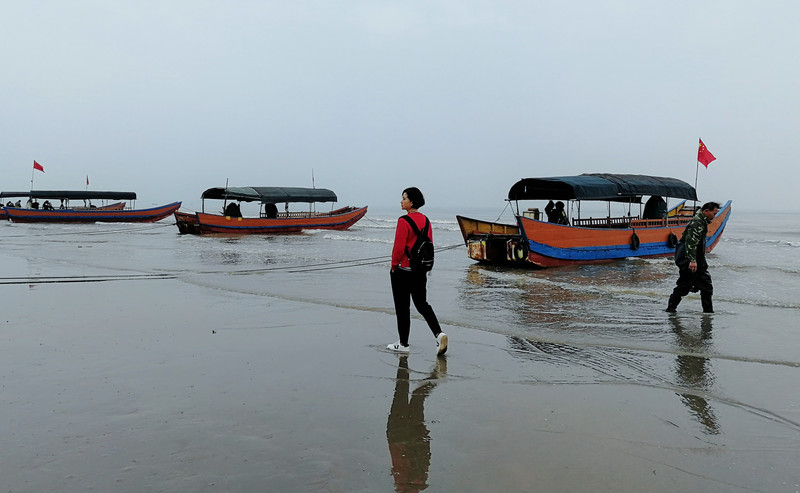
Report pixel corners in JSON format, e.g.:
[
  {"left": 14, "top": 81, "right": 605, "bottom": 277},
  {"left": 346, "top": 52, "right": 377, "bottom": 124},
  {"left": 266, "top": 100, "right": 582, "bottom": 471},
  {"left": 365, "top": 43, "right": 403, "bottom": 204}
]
[
  {"left": 1, "top": 191, "right": 29, "bottom": 220},
  {"left": 174, "top": 186, "right": 367, "bottom": 234},
  {"left": 456, "top": 173, "right": 732, "bottom": 268},
  {"left": 2, "top": 190, "right": 180, "bottom": 223}
]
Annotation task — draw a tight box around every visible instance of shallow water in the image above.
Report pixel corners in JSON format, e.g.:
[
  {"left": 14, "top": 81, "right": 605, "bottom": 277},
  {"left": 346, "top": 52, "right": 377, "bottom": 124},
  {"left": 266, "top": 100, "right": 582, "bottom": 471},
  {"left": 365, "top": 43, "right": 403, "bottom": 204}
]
[
  {"left": 1, "top": 208, "right": 798, "bottom": 491},
  {"left": 3, "top": 209, "right": 799, "bottom": 397}
]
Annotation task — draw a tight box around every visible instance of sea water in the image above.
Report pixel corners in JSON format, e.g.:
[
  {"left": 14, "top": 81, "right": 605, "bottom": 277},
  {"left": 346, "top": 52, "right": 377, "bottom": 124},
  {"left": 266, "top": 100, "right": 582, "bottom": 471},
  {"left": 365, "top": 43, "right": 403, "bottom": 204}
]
[
  {"left": 2, "top": 208, "right": 798, "bottom": 362},
  {"left": 2, "top": 207, "right": 799, "bottom": 490}
]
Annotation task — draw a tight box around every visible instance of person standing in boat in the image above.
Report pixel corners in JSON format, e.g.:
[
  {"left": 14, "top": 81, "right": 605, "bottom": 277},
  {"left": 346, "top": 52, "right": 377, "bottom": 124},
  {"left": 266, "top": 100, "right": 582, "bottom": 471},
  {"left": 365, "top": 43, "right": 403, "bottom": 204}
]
[
  {"left": 545, "top": 200, "right": 569, "bottom": 224},
  {"left": 388, "top": 187, "right": 448, "bottom": 355},
  {"left": 224, "top": 201, "right": 241, "bottom": 218},
  {"left": 666, "top": 201, "right": 721, "bottom": 314}
]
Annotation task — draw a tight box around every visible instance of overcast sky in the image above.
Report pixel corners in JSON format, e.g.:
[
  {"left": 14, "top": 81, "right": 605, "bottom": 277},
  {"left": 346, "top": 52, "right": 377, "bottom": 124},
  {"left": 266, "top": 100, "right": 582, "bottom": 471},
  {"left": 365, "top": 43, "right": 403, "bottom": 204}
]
[{"left": 3, "top": 1, "right": 798, "bottom": 213}]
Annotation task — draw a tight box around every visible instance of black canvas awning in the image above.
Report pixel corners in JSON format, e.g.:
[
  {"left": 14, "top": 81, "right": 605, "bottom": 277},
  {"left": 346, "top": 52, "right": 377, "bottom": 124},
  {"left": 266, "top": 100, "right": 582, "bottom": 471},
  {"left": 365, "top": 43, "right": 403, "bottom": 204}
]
[
  {"left": 201, "top": 187, "right": 338, "bottom": 203},
  {"left": 507, "top": 173, "right": 697, "bottom": 202},
  {"left": 28, "top": 190, "right": 137, "bottom": 200},
  {"left": 0, "top": 191, "right": 31, "bottom": 198}
]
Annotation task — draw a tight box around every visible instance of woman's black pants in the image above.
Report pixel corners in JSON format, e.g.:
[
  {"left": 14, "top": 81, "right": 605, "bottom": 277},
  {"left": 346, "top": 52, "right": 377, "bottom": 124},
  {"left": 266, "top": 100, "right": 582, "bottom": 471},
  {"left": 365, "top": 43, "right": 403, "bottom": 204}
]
[{"left": 390, "top": 269, "right": 442, "bottom": 346}]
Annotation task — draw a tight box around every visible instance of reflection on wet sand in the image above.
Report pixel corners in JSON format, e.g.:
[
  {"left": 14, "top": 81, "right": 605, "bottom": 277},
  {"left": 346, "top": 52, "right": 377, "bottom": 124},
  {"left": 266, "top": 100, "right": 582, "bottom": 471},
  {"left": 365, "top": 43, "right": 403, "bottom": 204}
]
[
  {"left": 670, "top": 315, "right": 719, "bottom": 435},
  {"left": 386, "top": 355, "right": 446, "bottom": 493},
  {"left": 459, "top": 263, "right": 673, "bottom": 336},
  {"left": 461, "top": 263, "right": 724, "bottom": 435}
]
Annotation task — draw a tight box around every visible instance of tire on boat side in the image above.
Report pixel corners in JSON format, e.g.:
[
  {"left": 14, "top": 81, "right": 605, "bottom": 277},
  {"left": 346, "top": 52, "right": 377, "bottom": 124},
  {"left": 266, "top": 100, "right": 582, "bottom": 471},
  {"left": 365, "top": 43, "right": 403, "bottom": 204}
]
[
  {"left": 667, "top": 232, "right": 678, "bottom": 248},
  {"left": 630, "top": 232, "right": 640, "bottom": 251},
  {"left": 514, "top": 241, "right": 528, "bottom": 262}
]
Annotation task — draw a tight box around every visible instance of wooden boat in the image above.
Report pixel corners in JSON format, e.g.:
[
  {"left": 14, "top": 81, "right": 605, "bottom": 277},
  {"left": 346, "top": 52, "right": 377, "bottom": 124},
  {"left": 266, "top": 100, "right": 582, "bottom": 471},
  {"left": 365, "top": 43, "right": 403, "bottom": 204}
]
[
  {"left": 175, "top": 186, "right": 367, "bottom": 234},
  {"left": 1, "top": 191, "right": 30, "bottom": 220},
  {"left": 3, "top": 190, "right": 180, "bottom": 223},
  {"left": 456, "top": 173, "right": 732, "bottom": 268}
]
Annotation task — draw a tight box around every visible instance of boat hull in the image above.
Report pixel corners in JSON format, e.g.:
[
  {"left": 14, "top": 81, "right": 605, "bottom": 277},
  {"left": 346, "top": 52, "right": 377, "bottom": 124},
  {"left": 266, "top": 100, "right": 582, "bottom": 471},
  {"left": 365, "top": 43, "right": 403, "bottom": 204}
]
[
  {"left": 174, "top": 211, "right": 202, "bottom": 234},
  {"left": 458, "top": 200, "right": 732, "bottom": 268},
  {"left": 176, "top": 206, "right": 368, "bottom": 234},
  {"left": 4, "top": 202, "right": 182, "bottom": 223}
]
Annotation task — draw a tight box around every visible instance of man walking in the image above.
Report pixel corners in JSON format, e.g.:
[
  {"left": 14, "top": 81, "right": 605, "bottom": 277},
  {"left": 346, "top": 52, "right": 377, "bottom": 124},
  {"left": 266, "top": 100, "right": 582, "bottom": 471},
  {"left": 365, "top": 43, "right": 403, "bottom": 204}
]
[{"left": 666, "top": 201, "right": 721, "bottom": 314}]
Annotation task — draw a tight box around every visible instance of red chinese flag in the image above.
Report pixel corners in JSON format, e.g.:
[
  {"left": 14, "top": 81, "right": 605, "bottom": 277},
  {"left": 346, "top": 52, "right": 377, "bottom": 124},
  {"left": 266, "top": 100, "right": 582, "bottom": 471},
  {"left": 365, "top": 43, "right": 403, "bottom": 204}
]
[
  {"left": 33, "top": 160, "right": 45, "bottom": 172},
  {"left": 697, "top": 139, "right": 716, "bottom": 167},
  {"left": 86, "top": 175, "right": 90, "bottom": 186}
]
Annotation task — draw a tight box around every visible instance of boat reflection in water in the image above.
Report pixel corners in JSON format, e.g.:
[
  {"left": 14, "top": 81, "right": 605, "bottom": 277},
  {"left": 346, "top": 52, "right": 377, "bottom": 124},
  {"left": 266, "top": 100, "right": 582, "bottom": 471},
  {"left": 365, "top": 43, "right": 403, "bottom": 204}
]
[{"left": 386, "top": 355, "right": 446, "bottom": 493}]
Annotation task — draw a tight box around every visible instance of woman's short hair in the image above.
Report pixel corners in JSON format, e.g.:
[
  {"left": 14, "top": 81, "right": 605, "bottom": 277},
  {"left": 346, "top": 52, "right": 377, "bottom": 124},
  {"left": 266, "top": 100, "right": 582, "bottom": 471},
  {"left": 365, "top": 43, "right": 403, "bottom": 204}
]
[{"left": 403, "top": 187, "right": 425, "bottom": 208}]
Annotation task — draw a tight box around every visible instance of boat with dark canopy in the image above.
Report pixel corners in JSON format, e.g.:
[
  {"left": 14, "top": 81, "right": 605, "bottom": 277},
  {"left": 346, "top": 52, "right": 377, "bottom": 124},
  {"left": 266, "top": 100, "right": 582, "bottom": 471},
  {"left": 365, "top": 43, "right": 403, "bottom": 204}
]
[
  {"left": 2, "top": 190, "right": 180, "bottom": 223},
  {"left": 1, "top": 192, "right": 30, "bottom": 220},
  {"left": 174, "top": 186, "right": 367, "bottom": 234},
  {"left": 456, "top": 173, "right": 732, "bottom": 268}
]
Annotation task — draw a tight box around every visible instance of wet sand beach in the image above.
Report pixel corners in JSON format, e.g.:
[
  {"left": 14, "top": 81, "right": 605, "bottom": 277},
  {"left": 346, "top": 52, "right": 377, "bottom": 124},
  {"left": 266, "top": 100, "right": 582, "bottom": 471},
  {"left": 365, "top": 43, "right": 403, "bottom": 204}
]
[
  {"left": 2, "top": 252, "right": 799, "bottom": 493},
  {"left": 2, "top": 212, "right": 800, "bottom": 492}
]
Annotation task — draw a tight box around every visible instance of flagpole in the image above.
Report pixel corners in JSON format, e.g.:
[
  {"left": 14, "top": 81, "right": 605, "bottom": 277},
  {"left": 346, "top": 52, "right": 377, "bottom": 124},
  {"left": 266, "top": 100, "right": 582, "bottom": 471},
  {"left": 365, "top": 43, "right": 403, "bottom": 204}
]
[
  {"left": 223, "top": 177, "right": 229, "bottom": 213},
  {"left": 693, "top": 138, "right": 702, "bottom": 210},
  {"left": 30, "top": 163, "right": 35, "bottom": 191}
]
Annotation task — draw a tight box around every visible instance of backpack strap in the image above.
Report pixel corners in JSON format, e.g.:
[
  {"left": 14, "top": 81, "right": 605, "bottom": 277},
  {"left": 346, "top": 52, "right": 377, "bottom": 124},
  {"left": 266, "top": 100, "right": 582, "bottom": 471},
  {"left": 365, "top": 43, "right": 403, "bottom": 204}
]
[
  {"left": 401, "top": 214, "right": 421, "bottom": 236},
  {"left": 401, "top": 215, "right": 430, "bottom": 258},
  {"left": 401, "top": 215, "right": 430, "bottom": 238}
]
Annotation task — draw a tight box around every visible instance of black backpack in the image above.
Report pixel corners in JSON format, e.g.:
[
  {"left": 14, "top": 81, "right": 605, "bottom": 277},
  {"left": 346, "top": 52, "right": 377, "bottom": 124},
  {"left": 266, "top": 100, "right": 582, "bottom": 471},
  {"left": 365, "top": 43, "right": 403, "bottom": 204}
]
[{"left": 402, "top": 215, "right": 434, "bottom": 273}]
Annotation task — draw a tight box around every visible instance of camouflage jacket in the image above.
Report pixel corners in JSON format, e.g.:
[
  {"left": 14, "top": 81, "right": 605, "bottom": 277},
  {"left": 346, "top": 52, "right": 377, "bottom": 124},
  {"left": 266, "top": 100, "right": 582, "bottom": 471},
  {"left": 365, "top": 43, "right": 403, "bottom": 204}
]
[{"left": 680, "top": 209, "right": 712, "bottom": 264}]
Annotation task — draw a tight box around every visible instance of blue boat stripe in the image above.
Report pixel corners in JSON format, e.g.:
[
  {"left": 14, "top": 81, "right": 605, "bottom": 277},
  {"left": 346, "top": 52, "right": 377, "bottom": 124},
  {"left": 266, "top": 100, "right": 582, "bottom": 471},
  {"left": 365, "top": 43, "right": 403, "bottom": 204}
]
[
  {"left": 202, "top": 213, "right": 365, "bottom": 231},
  {"left": 525, "top": 200, "right": 732, "bottom": 261}
]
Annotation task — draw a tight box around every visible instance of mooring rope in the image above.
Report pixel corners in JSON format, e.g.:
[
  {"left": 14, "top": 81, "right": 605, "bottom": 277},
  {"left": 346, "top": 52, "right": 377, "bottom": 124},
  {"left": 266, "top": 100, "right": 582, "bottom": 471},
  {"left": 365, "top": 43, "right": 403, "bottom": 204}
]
[
  {"left": 0, "top": 273, "right": 176, "bottom": 285},
  {"left": 0, "top": 243, "right": 465, "bottom": 283},
  {"left": 1, "top": 222, "right": 173, "bottom": 238}
]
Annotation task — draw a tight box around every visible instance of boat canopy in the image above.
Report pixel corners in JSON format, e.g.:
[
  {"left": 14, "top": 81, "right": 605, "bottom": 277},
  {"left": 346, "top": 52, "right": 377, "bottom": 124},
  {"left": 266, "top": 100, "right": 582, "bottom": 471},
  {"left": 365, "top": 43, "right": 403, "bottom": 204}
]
[
  {"left": 0, "top": 191, "right": 31, "bottom": 198},
  {"left": 28, "top": 190, "right": 137, "bottom": 200},
  {"left": 507, "top": 173, "right": 697, "bottom": 202},
  {"left": 201, "top": 187, "right": 338, "bottom": 203}
]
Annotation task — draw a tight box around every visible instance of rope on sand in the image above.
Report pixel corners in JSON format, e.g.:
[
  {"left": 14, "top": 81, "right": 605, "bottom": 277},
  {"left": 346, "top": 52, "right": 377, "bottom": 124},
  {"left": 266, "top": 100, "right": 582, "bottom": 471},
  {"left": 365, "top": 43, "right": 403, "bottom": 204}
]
[{"left": 0, "top": 243, "right": 465, "bottom": 283}]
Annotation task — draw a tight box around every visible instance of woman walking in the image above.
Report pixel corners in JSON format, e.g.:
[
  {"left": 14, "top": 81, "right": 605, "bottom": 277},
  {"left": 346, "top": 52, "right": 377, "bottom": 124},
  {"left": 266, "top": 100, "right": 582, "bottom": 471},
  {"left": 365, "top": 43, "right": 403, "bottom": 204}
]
[{"left": 387, "top": 187, "right": 448, "bottom": 355}]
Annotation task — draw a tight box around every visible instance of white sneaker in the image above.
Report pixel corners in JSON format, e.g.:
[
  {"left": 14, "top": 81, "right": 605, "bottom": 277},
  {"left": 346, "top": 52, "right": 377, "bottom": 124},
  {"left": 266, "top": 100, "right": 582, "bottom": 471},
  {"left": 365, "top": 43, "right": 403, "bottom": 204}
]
[
  {"left": 436, "top": 332, "right": 448, "bottom": 355},
  {"left": 387, "top": 341, "right": 410, "bottom": 353}
]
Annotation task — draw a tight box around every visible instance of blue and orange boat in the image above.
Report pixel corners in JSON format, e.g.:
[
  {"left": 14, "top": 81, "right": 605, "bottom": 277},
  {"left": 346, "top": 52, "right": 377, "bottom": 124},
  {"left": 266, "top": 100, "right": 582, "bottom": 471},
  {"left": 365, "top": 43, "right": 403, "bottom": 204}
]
[
  {"left": 174, "top": 186, "right": 367, "bottom": 234},
  {"left": 456, "top": 173, "right": 732, "bottom": 268},
  {"left": 1, "top": 192, "right": 29, "bottom": 220},
  {"left": 3, "top": 190, "right": 180, "bottom": 223}
]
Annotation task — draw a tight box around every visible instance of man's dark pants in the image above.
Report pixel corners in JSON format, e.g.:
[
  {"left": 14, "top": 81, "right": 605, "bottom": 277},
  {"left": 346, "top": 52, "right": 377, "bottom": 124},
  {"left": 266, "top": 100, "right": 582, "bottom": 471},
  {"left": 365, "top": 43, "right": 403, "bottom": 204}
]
[{"left": 668, "top": 266, "right": 713, "bottom": 313}]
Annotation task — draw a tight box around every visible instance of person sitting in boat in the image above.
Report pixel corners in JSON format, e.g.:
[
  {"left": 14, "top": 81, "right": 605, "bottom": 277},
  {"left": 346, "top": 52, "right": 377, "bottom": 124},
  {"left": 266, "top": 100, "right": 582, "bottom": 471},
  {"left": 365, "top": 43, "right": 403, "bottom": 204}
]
[
  {"left": 264, "top": 203, "right": 278, "bottom": 218},
  {"left": 643, "top": 195, "right": 667, "bottom": 220},
  {"left": 5, "top": 201, "right": 13, "bottom": 207},
  {"left": 224, "top": 201, "right": 242, "bottom": 218},
  {"left": 25, "top": 198, "right": 33, "bottom": 208},
  {"left": 545, "top": 200, "right": 569, "bottom": 225},
  {"left": 15, "top": 200, "right": 21, "bottom": 207},
  {"left": 31, "top": 199, "right": 40, "bottom": 209},
  {"left": 42, "top": 200, "right": 54, "bottom": 210}
]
